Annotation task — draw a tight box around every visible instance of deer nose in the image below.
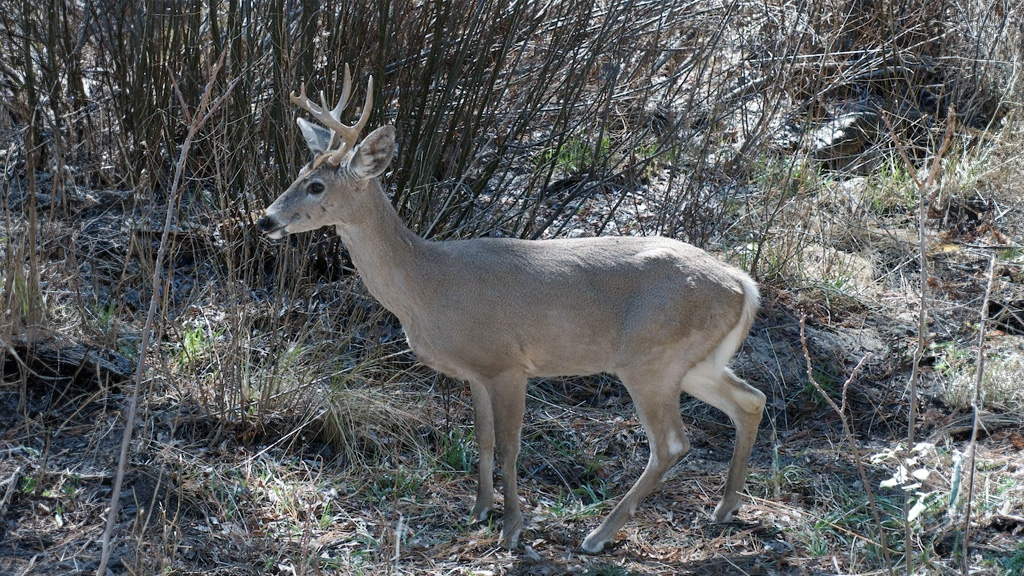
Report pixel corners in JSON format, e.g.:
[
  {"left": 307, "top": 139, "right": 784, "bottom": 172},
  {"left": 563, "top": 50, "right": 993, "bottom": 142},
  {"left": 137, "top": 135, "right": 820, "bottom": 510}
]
[{"left": 256, "top": 215, "right": 277, "bottom": 233}]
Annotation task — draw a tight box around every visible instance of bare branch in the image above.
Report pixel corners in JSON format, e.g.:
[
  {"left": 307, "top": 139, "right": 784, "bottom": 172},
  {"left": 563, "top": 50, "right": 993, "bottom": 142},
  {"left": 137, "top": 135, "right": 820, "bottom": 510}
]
[
  {"left": 961, "top": 251, "right": 998, "bottom": 575},
  {"left": 96, "top": 48, "right": 237, "bottom": 576},
  {"left": 801, "top": 315, "right": 894, "bottom": 576}
]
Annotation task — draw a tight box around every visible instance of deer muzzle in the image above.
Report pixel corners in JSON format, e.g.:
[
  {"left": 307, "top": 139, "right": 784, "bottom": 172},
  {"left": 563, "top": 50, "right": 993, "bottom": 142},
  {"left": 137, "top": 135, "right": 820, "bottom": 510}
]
[{"left": 256, "top": 214, "right": 285, "bottom": 238}]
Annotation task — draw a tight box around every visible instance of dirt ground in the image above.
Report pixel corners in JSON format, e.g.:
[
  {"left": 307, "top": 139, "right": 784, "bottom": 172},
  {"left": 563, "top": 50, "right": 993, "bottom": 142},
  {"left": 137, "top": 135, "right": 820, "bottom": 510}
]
[{"left": 2, "top": 182, "right": 1023, "bottom": 575}]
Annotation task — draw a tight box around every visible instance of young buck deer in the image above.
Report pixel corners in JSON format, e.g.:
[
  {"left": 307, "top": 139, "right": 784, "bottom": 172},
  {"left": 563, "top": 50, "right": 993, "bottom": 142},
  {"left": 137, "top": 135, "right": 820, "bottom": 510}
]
[{"left": 257, "top": 66, "right": 766, "bottom": 553}]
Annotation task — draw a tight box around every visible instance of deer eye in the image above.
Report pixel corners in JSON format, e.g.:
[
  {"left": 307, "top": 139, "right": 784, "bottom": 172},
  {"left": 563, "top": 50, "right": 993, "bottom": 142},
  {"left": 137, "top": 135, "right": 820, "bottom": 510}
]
[{"left": 308, "top": 181, "right": 325, "bottom": 195}]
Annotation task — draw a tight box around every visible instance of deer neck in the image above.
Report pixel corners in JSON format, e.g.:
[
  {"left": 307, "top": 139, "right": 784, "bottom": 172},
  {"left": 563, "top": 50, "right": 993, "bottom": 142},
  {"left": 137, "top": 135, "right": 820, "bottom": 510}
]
[{"left": 333, "top": 179, "right": 430, "bottom": 322}]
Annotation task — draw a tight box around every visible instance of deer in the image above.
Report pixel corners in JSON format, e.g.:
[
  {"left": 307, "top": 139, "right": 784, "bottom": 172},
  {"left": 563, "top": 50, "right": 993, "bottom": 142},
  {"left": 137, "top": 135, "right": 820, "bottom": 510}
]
[{"left": 256, "top": 65, "right": 766, "bottom": 554}]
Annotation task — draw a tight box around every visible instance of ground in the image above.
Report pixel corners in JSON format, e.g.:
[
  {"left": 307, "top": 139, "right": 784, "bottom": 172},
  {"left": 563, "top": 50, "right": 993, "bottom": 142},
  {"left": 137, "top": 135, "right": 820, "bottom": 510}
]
[{"left": 1, "top": 178, "right": 1023, "bottom": 574}]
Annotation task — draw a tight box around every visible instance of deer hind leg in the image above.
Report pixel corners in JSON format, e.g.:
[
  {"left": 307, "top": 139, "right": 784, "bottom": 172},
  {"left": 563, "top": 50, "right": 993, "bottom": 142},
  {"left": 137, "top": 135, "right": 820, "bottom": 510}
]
[
  {"left": 581, "top": 365, "right": 691, "bottom": 554},
  {"left": 469, "top": 381, "right": 496, "bottom": 523},
  {"left": 680, "top": 364, "right": 765, "bottom": 522}
]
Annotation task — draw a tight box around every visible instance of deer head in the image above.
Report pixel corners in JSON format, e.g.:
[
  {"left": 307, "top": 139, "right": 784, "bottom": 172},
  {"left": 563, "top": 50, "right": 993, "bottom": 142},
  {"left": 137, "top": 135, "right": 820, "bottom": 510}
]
[{"left": 257, "top": 65, "right": 395, "bottom": 239}]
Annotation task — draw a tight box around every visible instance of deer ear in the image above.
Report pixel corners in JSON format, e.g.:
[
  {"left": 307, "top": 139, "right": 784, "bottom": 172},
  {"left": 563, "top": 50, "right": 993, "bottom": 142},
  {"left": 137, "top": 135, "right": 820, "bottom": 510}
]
[
  {"left": 348, "top": 125, "right": 395, "bottom": 180},
  {"left": 297, "top": 117, "right": 333, "bottom": 155}
]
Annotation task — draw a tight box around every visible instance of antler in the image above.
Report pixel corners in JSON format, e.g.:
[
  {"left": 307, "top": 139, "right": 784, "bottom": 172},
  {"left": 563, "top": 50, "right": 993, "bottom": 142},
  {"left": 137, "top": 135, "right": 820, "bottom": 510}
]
[{"left": 290, "top": 63, "right": 374, "bottom": 162}]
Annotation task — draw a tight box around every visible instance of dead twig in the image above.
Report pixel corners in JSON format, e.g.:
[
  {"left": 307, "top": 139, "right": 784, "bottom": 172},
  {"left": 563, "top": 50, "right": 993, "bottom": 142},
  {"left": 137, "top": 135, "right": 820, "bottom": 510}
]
[
  {"left": 800, "top": 315, "right": 894, "bottom": 576},
  {"left": 961, "top": 251, "right": 998, "bottom": 575},
  {"left": 0, "top": 464, "right": 24, "bottom": 518},
  {"left": 880, "top": 105, "right": 956, "bottom": 576}
]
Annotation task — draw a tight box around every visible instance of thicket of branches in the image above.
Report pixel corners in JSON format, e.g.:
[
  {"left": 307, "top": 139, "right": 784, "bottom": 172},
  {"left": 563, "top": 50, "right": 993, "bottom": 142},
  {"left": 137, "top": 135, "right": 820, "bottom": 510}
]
[
  {"left": 3, "top": 0, "right": 1017, "bottom": 242},
  {"left": 4, "top": 0, "right": 1018, "bottom": 350}
]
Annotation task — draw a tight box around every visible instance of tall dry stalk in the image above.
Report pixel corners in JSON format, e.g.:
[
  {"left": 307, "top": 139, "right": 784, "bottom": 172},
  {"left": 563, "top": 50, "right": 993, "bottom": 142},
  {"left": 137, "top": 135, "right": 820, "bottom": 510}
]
[
  {"left": 961, "top": 251, "right": 998, "bottom": 575},
  {"left": 97, "top": 52, "right": 237, "bottom": 575},
  {"left": 881, "top": 105, "right": 955, "bottom": 575}
]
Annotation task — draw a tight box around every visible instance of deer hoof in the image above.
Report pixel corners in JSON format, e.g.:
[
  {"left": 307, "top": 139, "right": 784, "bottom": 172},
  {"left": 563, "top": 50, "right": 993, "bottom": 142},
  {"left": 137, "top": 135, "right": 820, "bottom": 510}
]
[
  {"left": 498, "top": 519, "right": 522, "bottom": 550},
  {"left": 580, "top": 531, "right": 608, "bottom": 554},
  {"left": 470, "top": 500, "right": 492, "bottom": 523},
  {"left": 712, "top": 500, "right": 739, "bottom": 523}
]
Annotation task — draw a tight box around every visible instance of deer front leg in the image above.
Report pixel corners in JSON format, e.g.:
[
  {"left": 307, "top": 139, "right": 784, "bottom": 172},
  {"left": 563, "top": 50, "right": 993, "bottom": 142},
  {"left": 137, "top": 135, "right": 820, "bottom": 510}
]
[
  {"left": 482, "top": 373, "right": 527, "bottom": 549},
  {"left": 469, "top": 382, "right": 495, "bottom": 522}
]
